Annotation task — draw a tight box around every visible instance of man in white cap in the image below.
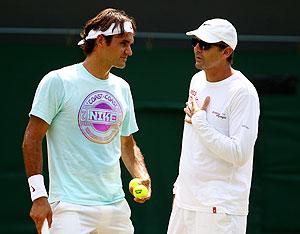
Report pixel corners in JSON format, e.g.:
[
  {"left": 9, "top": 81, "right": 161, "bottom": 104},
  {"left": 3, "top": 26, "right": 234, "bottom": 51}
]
[
  {"left": 22, "top": 8, "right": 151, "bottom": 234},
  {"left": 167, "top": 18, "right": 260, "bottom": 234}
]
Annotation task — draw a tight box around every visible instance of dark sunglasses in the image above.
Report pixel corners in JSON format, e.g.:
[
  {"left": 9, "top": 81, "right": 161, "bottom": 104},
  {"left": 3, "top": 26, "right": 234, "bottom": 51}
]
[{"left": 191, "top": 38, "right": 228, "bottom": 50}]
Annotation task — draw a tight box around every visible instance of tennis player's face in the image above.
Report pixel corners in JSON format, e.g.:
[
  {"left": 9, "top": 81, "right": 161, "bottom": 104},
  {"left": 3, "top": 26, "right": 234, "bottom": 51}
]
[
  {"left": 107, "top": 33, "right": 134, "bottom": 69},
  {"left": 193, "top": 40, "right": 224, "bottom": 70}
]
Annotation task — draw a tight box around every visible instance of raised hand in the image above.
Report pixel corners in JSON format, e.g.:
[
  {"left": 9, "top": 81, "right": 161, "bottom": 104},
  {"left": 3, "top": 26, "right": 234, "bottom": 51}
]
[{"left": 184, "top": 96, "right": 210, "bottom": 124}]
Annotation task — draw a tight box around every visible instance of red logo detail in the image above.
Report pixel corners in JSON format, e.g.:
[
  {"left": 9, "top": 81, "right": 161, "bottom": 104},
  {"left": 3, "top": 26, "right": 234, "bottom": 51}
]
[
  {"left": 31, "top": 186, "right": 36, "bottom": 192},
  {"left": 213, "top": 207, "right": 217, "bottom": 214},
  {"left": 190, "top": 89, "right": 197, "bottom": 96}
]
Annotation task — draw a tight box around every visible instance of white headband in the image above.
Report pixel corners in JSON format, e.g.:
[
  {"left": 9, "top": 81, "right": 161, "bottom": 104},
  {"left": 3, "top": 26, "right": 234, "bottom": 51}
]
[{"left": 78, "top": 21, "right": 134, "bottom": 45}]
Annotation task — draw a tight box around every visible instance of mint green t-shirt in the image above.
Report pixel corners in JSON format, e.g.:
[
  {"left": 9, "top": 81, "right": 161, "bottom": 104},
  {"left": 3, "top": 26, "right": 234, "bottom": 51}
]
[{"left": 30, "top": 63, "right": 138, "bottom": 205}]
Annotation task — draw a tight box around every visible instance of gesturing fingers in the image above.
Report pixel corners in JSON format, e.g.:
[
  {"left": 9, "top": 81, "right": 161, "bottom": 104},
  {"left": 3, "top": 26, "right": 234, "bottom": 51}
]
[
  {"left": 184, "top": 96, "right": 211, "bottom": 123},
  {"left": 184, "top": 116, "right": 192, "bottom": 124},
  {"left": 184, "top": 102, "right": 192, "bottom": 124},
  {"left": 191, "top": 96, "right": 200, "bottom": 112},
  {"left": 184, "top": 107, "right": 192, "bottom": 117},
  {"left": 201, "top": 96, "right": 210, "bottom": 111}
]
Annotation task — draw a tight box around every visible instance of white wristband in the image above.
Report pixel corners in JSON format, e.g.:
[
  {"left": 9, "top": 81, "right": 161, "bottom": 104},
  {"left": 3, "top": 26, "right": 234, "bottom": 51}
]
[{"left": 28, "top": 174, "right": 48, "bottom": 201}]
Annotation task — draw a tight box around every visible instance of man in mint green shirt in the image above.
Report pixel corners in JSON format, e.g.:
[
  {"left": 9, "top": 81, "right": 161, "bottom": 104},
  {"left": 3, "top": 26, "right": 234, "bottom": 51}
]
[{"left": 22, "top": 8, "right": 151, "bottom": 234}]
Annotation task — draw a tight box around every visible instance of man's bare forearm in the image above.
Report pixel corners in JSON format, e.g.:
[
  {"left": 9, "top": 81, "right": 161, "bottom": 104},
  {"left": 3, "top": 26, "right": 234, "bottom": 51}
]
[
  {"left": 121, "top": 136, "right": 150, "bottom": 180},
  {"left": 23, "top": 134, "right": 43, "bottom": 177},
  {"left": 22, "top": 116, "right": 48, "bottom": 177},
  {"left": 131, "top": 143, "right": 150, "bottom": 179}
]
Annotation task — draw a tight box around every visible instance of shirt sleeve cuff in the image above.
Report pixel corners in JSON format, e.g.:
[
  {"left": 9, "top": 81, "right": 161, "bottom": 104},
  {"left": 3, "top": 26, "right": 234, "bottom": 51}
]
[{"left": 191, "top": 110, "right": 207, "bottom": 127}]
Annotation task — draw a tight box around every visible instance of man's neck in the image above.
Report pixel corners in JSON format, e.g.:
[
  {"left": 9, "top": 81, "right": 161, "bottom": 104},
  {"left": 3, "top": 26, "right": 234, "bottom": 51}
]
[
  {"left": 83, "top": 56, "right": 112, "bottom": 80},
  {"left": 205, "top": 64, "right": 233, "bottom": 82}
]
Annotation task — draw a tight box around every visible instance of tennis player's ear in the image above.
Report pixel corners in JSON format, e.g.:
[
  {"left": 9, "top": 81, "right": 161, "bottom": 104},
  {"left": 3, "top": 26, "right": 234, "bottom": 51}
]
[
  {"left": 223, "top": 47, "right": 233, "bottom": 58},
  {"left": 95, "top": 35, "right": 105, "bottom": 47}
]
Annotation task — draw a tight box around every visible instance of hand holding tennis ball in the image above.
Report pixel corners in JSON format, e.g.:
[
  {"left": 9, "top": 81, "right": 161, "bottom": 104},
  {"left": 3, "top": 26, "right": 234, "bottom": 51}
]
[
  {"left": 129, "top": 178, "right": 151, "bottom": 202},
  {"left": 133, "top": 185, "right": 149, "bottom": 199},
  {"left": 129, "top": 178, "right": 142, "bottom": 191}
]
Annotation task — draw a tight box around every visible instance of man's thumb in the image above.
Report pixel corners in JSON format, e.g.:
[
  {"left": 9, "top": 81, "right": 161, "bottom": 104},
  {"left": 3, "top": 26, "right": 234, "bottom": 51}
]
[{"left": 201, "top": 96, "right": 210, "bottom": 111}]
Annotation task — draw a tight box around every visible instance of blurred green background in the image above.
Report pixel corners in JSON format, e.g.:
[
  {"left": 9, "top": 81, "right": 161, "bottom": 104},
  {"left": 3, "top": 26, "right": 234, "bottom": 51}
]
[{"left": 1, "top": 0, "right": 300, "bottom": 233}]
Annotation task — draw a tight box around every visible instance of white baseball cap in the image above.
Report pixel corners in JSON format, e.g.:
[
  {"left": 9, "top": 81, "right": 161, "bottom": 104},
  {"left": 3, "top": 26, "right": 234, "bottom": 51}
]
[{"left": 186, "top": 18, "right": 238, "bottom": 50}]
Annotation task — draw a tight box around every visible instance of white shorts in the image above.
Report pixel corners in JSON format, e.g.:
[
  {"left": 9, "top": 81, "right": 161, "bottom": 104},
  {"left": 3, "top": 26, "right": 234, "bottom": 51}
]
[
  {"left": 167, "top": 202, "right": 247, "bottom": 234},
  {"left": 49, "top": 199, "right": 134, "bottom": 234}
]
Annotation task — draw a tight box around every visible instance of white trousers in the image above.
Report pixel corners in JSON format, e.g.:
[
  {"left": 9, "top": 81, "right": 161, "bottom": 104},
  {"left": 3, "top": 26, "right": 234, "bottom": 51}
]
[
  {"left": 49, "top": 199, "right": 134, "bottom": 234},
  {"left": 167, "top": 202, "right": 247, "bottom": 234}
]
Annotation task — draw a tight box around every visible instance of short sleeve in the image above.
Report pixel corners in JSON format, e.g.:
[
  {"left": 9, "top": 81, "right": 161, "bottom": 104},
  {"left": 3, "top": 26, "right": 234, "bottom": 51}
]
[
  {"left": 121, "top": 86, "right": 138, "bottom": 136},
  {"left": 29, "top": 71, "right": 65, "bottom": 124}
]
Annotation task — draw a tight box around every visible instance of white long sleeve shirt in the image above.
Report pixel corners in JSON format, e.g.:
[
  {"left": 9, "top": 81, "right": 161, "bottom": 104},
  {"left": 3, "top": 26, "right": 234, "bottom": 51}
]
[{"left": 174, "top": 70, "right": 260, "bottom": 215}]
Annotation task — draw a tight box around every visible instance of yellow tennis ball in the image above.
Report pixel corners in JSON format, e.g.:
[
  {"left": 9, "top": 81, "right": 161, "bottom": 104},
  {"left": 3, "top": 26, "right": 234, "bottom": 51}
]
[
  {"left": 133, "top": 185, "right": 149, "bottom": 199},
  {"left": 129, "top": 178, "right": 141, "bottom": 190}
]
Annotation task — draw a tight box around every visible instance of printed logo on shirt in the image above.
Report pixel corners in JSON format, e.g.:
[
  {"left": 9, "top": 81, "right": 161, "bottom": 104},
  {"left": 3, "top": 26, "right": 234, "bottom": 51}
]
[
  {"left": 242, "top": 124, "right": 250, "bottom": 129},
  {"left": 78, "top": 90, "right": 123, "bottom": 144},
  {"left": 212, "top": 111, "right": 227, "bottom": 119},
  {"left": 189, "top": 90, "right": 199, "bottom": 103},
  {"left": 190, "top": 89, "right": 197, "bottom": 96}
]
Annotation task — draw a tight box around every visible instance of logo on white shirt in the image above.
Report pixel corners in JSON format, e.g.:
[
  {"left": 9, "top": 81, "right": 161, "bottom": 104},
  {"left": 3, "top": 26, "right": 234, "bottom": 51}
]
[{"left": 212, "top": 111, "right": 227, "bottom": 119}]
